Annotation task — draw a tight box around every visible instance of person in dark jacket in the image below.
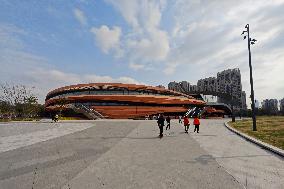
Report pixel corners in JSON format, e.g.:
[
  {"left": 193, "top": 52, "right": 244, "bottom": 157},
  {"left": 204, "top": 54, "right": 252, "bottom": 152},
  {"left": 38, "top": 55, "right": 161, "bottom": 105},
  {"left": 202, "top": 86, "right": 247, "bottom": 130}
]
[
  {"left": 178, "top": 115, "right": 182, "bottom": 123},
  {"left": 157, "top": 114, "right": 165, "bottom": 138},
  {"left": 166, "top": 116, "right": 171, "bottom": 130}
]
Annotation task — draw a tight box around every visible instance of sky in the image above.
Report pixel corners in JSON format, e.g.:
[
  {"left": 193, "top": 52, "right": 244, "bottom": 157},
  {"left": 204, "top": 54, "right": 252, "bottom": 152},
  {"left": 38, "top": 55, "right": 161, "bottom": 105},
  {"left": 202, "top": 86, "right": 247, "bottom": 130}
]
[{"left": 0, "top": 0, "right": 284, "bottom": 104}]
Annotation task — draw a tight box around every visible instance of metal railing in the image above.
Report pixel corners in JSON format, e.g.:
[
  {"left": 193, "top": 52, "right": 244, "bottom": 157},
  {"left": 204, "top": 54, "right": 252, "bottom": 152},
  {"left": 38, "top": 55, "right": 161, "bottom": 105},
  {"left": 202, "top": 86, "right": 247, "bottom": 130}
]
[
  {"left": 69, "top": 103, "right": 104, "bottom": 120},
  {"left": 185, "top": 107, "right": 205, "bottom": 118}
]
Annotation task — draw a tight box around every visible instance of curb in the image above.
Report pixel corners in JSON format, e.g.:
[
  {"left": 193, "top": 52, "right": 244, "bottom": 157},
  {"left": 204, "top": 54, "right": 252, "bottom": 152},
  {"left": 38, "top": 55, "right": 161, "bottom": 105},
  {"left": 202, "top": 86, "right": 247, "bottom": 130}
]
[{"left": 224, "top": 121, "right": 284, "bottom": 158}]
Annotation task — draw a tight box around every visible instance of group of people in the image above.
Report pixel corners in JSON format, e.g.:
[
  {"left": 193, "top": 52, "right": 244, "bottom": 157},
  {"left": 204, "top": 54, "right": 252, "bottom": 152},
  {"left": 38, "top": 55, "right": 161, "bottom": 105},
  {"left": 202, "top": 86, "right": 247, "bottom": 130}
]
[
  {"left": 157, "top": 114, "right": 200, "bottom": 138},
  {"left": 182, "top": 115, "right": 200, "bottom": 133}
]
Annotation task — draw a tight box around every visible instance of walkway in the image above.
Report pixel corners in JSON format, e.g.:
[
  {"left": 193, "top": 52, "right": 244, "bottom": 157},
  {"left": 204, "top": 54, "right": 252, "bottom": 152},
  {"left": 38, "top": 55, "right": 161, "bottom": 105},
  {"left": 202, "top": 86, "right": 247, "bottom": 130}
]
[
  {"left": 190, "top": 119, "right": 284, "bottom": 189},
  {"left": 62, "top": 120, "right": 242, "bottom": 189},
  {"left": 0, "top": 119, "right": 283, "bottom": 189}
]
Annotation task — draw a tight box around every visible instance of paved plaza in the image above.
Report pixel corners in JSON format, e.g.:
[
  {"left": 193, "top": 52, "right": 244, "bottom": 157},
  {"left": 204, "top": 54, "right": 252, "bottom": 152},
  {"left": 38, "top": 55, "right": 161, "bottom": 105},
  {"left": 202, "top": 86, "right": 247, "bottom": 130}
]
[{"left": 0, "top": 119, "right": 283, "bottom": 189}]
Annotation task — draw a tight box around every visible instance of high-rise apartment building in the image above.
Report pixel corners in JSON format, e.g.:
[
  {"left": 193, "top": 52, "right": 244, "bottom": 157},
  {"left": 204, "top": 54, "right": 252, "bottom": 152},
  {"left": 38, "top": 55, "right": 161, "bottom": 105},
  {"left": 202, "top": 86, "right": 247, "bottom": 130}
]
[
  {"left": 197, "top": 77, "right": 217, "bottom": 93},
  {"left": 279, "top": 98, "right": 284, "bottom": 112},
  {"left": 168, "top": 81, "right": 191, "bottom": 94},
  {"left": 262, "top": 99, "right": 278, "bottom": 114},
  {"left": 156, "top": 85, "right": 166, "bottom": 89},
  {"left": 190, "top": 85, "right": 198, "bottom": 92},
  {"left": 168, "top": 68, "right": 246, "bottom": 110},
  {"left": 241, "top": 91, "right": 247, "bottom": 109},
  {"left": 168, "top": 81, "right": 180, "bottom": 92},
  {"left": 216, "top": 68, "right": 242, "bottom": 108},
  {"left": 180, "top": 81, "right": 191, "bottom": 93},
  {"left": 255, "top": 100, "right": 260, "bottom": 109}
]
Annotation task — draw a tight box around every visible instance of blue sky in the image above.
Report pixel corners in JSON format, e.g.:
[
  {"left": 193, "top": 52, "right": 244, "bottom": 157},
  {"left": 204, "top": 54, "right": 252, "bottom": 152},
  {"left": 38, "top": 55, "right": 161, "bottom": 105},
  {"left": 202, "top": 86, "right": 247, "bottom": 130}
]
[{"left": 1, "top": 0, "right": 284, "bottom": 104}]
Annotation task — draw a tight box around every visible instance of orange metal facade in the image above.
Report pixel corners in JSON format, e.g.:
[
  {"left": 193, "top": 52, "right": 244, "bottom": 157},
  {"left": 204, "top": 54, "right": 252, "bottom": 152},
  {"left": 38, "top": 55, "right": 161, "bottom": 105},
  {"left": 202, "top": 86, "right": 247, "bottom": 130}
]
[
  {"left": 92, "top": 106, "right": 188, "bottom": 119},
  {"left": 45, "top": 83, "right": 206, "bottom": 119}
]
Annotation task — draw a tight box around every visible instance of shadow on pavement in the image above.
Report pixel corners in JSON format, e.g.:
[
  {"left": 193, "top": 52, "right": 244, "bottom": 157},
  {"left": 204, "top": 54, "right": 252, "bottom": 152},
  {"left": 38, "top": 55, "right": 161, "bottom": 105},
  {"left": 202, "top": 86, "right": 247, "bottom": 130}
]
[
  {"left": 101, "top": 135, "right": 177, "bottom": 140},
  {"left": 185, "top": 154, "right": 272, "bottom": 165},
  {"left": 191, "top": 134, "right": 217, "bottom": 137},
  {"left": 0, "top": 148, "right": 105, "bottom": 180}
]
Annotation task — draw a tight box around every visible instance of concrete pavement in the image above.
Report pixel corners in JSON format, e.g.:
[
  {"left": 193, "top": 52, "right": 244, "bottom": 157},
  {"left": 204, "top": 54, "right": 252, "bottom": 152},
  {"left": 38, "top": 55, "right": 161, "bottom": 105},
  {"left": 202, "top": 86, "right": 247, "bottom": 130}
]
[
  {"left": 0, "top": 121, "right": 138, "bottom": 189},
  {"left": 0, "top": 122, "right": 93, "bottom": 153},
  {"left": 62, "top": 120, "right": 242, "bottom": 189},
  {"left": 190, "top": 119, "right": 284, "bottom": 189},
  {"left": 0, "top": 119, "right": 283, "bottom": 189}
]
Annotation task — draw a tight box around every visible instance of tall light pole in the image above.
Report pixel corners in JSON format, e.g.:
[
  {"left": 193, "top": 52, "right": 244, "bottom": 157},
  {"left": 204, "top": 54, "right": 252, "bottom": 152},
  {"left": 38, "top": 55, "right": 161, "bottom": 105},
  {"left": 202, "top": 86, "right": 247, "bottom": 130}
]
[
  {"left": 242, "top": 24, "right": 257, "bottom": 131},
  {"left": 230, "top": 84, "right": 235, "bottom": 122}
]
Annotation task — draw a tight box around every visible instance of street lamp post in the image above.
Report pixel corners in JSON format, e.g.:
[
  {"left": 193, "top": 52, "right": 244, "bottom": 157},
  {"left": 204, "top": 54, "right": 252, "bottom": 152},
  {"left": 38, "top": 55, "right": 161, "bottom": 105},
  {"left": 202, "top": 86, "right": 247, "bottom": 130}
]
[
  {"left": 231, "top": 85, "right": 235, "bottom": 122},
  {"left": 242, "top": 24, "right": 257, "bottom": 131}
]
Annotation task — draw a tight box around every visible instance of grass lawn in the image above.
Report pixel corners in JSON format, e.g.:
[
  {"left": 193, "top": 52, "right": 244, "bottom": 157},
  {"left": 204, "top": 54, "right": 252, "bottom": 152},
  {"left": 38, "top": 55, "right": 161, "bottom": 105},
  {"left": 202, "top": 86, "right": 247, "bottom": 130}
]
[
  {"left": 229, "top": 116, "right": 284, "bottom": 150},
  {"left": 58, "top": 117, "right": 84, "bottom": 120},
  {"left": 0, "top": 118, "right": 40, "bottom": 122}
]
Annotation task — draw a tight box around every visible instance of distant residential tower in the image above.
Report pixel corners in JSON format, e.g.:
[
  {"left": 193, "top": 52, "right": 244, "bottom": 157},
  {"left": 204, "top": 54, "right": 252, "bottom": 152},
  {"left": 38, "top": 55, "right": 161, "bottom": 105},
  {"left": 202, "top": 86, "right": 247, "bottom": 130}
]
[{"left": 168, "top": 68, "right": 247, "bottom": 110}]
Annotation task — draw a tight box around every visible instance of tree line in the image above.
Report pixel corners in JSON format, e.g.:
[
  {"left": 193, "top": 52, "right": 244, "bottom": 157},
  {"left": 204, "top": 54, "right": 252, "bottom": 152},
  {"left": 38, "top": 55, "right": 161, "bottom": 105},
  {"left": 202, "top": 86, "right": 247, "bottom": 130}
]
[{"left": 0, "top": 83, "right": 45, "bottom": 120}]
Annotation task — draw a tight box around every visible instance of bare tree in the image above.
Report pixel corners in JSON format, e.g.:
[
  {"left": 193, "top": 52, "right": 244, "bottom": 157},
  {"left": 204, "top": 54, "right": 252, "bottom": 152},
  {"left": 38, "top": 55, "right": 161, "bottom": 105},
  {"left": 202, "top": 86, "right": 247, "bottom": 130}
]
[{"left": 0, "top": 83, "right": 40, "bottom": 119}]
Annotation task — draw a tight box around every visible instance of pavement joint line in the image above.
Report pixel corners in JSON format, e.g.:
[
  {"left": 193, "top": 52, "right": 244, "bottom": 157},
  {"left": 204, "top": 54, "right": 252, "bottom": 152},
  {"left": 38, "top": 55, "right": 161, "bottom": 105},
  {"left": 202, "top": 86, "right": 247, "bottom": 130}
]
[
  {"left": 224, "top": 121, "right": 284, "bottom": 158},
  {"left": 214, "top": 158, "right": 246, "bottom": 189},
  {"left": 1, "top": 120, "right": 282, "bottom": 189},
  {"left": 61, "top": 122, "right": 141, "bottom": 187},
  {"left": 189, "top": 123, "right": 246, "bottom": 189},
  {"left": 0, "top": 123, "right": 94, "bottom": 153},
  {"left": 61, "top": 121, "right": 244, "bottom": 189}
]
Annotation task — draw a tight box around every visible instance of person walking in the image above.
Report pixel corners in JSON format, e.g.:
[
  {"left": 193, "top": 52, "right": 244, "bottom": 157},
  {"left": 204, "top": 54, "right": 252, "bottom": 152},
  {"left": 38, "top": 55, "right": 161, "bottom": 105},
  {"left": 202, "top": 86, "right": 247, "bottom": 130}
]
[
  {"left": 178, "top": 115, "right": 182, "bottom": 124},
  {"left": 55, "top": 114, "right": 59, "bottom": 122},
  {"left": 157, "top": 114, "right": 165, "bottom": 138},
  {"left": 183, "top": 116, "right": 190, "bottom": 133},
  {"left": 193, "top": 116, "right": 200, "bottom": 133},
  {"left": 52, "top": 114, "right": 59, "bottom": 122},
  {"left": 166, "top": 115, "right": 171, "bottom": 130}
]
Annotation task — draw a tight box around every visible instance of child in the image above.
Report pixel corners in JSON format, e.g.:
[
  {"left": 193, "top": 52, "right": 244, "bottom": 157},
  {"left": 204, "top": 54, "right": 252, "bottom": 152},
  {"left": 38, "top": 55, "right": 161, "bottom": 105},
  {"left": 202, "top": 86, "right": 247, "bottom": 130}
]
[
  {"left": 193, "top": 116, "right": 200, "bottom": 133},
  {"left": 183, "top": 116, "right": 189, "bottom": 133}
]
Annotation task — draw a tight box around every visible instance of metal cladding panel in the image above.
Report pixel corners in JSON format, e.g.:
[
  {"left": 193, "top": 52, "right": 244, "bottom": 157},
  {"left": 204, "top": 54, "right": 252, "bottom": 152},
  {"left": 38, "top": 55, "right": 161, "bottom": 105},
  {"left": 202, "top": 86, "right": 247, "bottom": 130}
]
[
  {"left": 45, "top": 83, "right": 207, "bottom": 119},
  {"left": 45, "top": 104, "right": 189, "bottom": 119},
  {"left": 46, "top": 83, "right": 192, "bottom": 99},
  {"left": 92, "top": 106, "right": 188, "bottom": 119},
  {"left": 204, "top": 107, "right": 225, "bottom": 114},
  {"left": 45, "top": 95, "right": 205, "bottom": 107}
]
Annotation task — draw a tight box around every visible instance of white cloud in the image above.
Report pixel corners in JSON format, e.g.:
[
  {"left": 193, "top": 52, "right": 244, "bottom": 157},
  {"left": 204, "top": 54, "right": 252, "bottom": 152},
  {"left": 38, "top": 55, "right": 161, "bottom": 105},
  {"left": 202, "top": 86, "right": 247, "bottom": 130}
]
[
  {"left": 163, "top": 63, "right": 177, "bottom": 75},
  {"left": 83, "top": 74, "right": 141, "bottom": 84},
  {"left": 106, "top": 0, "right": 169, "bottom": 63},
  {"left": 0, "top": 24, "right": 140, "bottom": 103},
  {"left": 90, "top": 25, "right": 122, "bottom": 55},
  {"left": 129, "top": 62, "right": 145, "bottom": 71},
  {"left": 2, "top": 59, "right": 142, "bottom": 104},
  {"left": 105, "top": 0, "right": 139, "bottom": 29},
  {"left": 0, "top": 24, "right": 26, "bottom": 49},
  {"left": 3, "top": 0, "right": 284, "bottom": 105},
  {"left": 166, "top": 0, "right": 284, "bottom": 104},
  {"left": 21, "top": 65, "right": 142, "bottom": 103},
  {"left": 73, "top": 8, "right": 87, "bottom": 26},
  {"left": 104, "top": 0, "right": 284, "bottom": 105},
  {"left": 127, "top": 29, "right": 169, "bottom": 62},
  {"left": 105, "top": 0, "right": 166, "bottom": 29}
]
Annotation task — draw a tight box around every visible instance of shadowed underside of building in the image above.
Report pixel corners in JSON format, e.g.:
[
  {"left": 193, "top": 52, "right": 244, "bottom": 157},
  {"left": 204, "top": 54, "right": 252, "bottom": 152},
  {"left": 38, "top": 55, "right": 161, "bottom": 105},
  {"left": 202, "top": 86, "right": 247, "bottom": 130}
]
[{"left": 45, "top": 83, "right": 206, "bottom": 119}]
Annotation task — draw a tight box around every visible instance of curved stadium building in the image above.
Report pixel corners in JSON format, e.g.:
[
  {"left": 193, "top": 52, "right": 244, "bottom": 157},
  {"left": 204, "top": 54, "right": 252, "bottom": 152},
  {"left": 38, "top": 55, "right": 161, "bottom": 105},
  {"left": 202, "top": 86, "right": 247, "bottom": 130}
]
[{"left": 45, "top": 83, "right": 206, "bottom": 119}]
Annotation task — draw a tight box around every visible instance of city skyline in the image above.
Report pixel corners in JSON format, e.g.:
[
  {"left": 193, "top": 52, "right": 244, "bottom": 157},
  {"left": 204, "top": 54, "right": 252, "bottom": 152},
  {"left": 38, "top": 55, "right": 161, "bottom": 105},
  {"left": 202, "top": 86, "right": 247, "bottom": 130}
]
[
  {"left": 168, "top": 68, "right": 247, "bottom": 109},
  {"left": 1, "top": 0, "right": 284, "bottom": 104}
]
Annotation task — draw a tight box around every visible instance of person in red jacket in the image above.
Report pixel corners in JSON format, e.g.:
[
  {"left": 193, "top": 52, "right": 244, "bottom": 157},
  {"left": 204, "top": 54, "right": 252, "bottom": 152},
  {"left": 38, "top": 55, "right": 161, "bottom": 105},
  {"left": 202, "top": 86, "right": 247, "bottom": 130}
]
[
  {"left": 193, "top": 116, "right": 200, "bottom": 133},
  {"left": 183, "top": 116, "right": 190, "bottom": 133}
]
